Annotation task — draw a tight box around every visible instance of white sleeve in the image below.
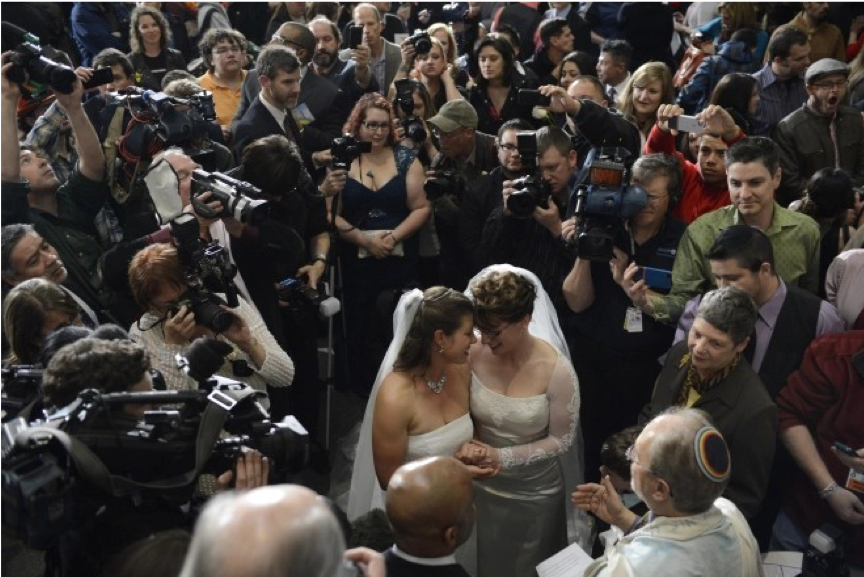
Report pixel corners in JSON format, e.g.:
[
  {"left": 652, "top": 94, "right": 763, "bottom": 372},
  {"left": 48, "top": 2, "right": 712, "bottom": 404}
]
[{"left": 498, "top": 355, "right": 580, "bottom": 469}]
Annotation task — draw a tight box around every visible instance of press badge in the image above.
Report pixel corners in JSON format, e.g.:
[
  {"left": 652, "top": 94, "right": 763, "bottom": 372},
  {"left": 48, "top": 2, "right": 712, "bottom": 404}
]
[{"left": 624, "top": 307, "right": 643, "bottom": 333}]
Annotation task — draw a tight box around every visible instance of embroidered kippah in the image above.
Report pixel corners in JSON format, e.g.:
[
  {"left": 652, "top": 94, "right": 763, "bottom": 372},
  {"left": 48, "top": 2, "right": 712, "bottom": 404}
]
[{"left": 693, "top": 426, "right": 730, "bottom": 483}]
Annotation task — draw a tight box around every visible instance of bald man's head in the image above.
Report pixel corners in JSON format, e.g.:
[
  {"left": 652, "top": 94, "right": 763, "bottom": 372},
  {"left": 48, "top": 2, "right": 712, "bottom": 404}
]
[
  {"left": 180, "top": 485, "right": 345, "bottom": 577},
  {"left": 386, "top": 456, "right": 474, "bottom": 557}
]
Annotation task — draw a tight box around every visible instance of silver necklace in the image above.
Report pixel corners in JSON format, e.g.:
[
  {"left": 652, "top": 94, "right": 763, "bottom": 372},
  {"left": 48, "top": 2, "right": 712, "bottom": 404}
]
[{"left": 423, "top": 372, "right": 447, "bottom": 394}]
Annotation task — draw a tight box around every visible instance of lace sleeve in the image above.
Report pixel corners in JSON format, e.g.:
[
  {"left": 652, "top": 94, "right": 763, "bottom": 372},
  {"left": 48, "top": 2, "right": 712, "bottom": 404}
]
[{"left": 498, "top": 354, "right": 581, "bottom": 469}]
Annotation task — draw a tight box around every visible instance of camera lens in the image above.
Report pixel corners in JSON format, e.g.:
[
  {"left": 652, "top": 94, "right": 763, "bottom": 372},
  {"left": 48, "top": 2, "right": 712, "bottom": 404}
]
[
  {"left": 194, "top": 301, "right": 233, "bottom": 333},
  {"left": 506, "top": 191, "right": 537, "bottom": 218}
]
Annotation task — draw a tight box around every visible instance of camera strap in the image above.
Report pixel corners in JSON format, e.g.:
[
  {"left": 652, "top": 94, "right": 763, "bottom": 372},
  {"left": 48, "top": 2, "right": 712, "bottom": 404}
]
[{"left": 14, "top": 387, "right": 260, "bottom": 497}]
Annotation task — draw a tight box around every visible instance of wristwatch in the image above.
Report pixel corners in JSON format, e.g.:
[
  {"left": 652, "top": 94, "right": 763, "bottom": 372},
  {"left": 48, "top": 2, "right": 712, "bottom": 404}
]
[
  {"left": 819, "top": 481, "right": 840, "bottom": 499},
  {"left": 312, "top": 253, "right": 328, "bottom": 266}
]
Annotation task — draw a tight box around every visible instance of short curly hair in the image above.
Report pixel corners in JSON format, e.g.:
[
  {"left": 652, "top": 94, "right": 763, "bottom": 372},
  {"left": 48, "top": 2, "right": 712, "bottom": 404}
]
[
  {"left": 199, "top": 28, "right": 247, "bottom": 72},
  {"left": 42, "top": 338, "right": 151, "bottom": 409},
  {"left": 470, "top": 270, "right": 536, "bottom": 329},
  {"left": 342, "top": 92, "right": 397, "bottom": 146}
]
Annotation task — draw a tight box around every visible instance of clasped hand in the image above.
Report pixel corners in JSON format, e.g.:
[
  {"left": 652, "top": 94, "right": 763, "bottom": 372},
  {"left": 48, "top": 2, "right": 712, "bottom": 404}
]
[{"left": 455, "top": 440, "right": 500, "bottom": 478}]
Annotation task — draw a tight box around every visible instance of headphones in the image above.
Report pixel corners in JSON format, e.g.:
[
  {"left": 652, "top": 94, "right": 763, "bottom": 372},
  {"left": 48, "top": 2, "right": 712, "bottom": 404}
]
[{"left": 693, "top": 426, "right": 731, "bottom": 483}]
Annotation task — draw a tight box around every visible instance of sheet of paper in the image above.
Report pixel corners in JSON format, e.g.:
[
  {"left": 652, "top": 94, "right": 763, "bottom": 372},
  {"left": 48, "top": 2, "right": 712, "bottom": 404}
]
[
  {"left": 762, "top": 551, "right": 803, "bottom": 577},
  {"left": 537, "top": 542, "right": 594, "bottom": 577}
]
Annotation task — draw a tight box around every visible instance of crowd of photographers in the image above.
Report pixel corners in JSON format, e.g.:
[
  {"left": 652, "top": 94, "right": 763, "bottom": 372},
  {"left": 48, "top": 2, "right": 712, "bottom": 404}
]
[{"left": 1, "top": 1, "right": 864, "bottom": 576}]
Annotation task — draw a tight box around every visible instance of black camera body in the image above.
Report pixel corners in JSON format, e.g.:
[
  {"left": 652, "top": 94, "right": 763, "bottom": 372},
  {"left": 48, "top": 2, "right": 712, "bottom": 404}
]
[
  {"left": 331, "top": 135, "right": 372, "bottom": 171},
  {"left": 506, "top": 131, "right": 551, "bottom": 218},
  {"left": 406, "top": 30, "right": 432, "bottom": 55},
  {"left": 277, "top": 277, "right": 341, "bottom": 318},
  {"left": 394, "top": 79, "right": 427, "bottom": 144},
  {"left": 800, "top": 524, "right": 850, "bottom": 577},
  {"left": 424, "top": 155, "right": 465, "bottom": 201},
  {"left": 191, "top": 169, "right": 269, "bottom": 225},
  {"left": 568, "top": 148, "right": 647, "bottom": 262},
  {"left": 1, "top": 366, "right": 44, "bottom": 422},
  {"left": 4, "top": 25, "right": 77, "bottom": 97},
  {"left": 169, "top": 213, "right": 239, "bottom": 333},
  {"left": 2, "top": 380, "right": 309, "bottom": 549}
]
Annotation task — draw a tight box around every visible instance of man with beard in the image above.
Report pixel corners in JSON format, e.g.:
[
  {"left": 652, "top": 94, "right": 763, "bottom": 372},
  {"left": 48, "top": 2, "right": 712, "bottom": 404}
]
[
  {"left": 572, "top": 407, "right": 762, "bottom": 577},
  {"left": 787, "top": 3, "right": 846, "bottom": 63},
  {"left": 309, "top": 16, "right": 380, "bottom": 103},
  {"left": 774, "top": 58, "right": 864, "bottom": 204}
]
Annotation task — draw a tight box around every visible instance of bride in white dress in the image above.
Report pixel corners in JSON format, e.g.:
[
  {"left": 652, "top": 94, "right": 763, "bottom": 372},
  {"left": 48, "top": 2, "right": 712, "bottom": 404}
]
[
  {"left": 347, "top": 286, "right": 498, "bottom": 524},
  {"left": 460, "top": 265, "right": 584, "bottom": 577}
]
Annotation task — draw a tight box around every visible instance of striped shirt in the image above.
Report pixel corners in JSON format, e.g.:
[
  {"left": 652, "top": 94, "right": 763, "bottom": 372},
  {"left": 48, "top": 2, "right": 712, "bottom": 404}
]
[{"left": 751, "top": 64, "right": 808, "bottom": 137}]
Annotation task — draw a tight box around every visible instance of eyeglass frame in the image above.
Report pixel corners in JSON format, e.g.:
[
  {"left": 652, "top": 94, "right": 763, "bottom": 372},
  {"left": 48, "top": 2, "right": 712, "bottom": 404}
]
[
  {"left": 497, "top": 142, "right": 520, "bottom": 153},
  {"left": 431, "top": 126, "right": 469, "bottom": 140},
  {"left": 361, "top": 120, "right": 391, "bottom": 132},
  {"left": 271, "top": 34, "right": 305, "bottom": 51},
  {"left": 476, "top": 322, "right": 512, "bottom": 339},
  {"left": 810, "top": 80, "right": 848, "bottom": 91},
  {"left": 625, "top": 444, "right": 675, "bottom": 496}
]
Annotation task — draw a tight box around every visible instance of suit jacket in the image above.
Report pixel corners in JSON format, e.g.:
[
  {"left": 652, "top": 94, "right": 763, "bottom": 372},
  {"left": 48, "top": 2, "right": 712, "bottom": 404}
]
[
  {"left": 338, "top": 38, "right": 402, "bottom": 93},
  {"left": 232, "top": 68, "right": 347, "bottom": 152},
  {"left": 643, "top": 340, "right": 777, "bottom": 520},
  {"left": 383, "top": 550, "right": 471, "bottom": 577},
  {"left": 231, "top": 95, "right": 297, "bottom": 161}
]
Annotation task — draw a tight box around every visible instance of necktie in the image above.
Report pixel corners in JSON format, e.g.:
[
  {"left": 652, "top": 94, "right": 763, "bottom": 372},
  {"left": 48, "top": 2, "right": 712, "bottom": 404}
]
[
  {"left": 607, "top": 86, "right": 617, "bottom": 106},
  {"left": 283, "top": 112, "right": 301, "bottom": 144}
]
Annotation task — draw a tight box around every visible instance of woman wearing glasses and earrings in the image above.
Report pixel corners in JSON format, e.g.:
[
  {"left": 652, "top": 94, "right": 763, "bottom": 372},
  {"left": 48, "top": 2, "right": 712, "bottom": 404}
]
[{"left": 334, "top": 93, "right": 430, "bottom": 396}]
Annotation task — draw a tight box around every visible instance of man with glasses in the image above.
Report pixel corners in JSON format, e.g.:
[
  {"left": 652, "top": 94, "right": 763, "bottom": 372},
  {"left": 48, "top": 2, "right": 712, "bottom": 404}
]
[
  {"left": 232, "top": 22, "right": 348, "bottom": 161},
  {"left": 563, "top": 153, "right": 686, "bottom": 484},
  {"left": 197, "top": 28, "right": 249, "bottom": 142},
  {"left": 641, "top": 287, "right": 776, "bottom": 521},
  {"left": 425, "top": 100, "right": 497, "bottom": 289},
  {"left": 338, "top": 3, "right": 402, "bottom": 94},
  {"left": 573, "top": 407, "right": 762, "bottom": 577},
  {"left": 774, "top": 58, "right": 864, "bottom": 205}
]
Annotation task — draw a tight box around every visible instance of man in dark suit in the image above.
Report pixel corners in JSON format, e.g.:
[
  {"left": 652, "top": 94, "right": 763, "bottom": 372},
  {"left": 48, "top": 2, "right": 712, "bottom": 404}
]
[
  {"left": 643, "top": 287, "right": 777, "bottom": 522},
  {"left": 384, "top": 456, "right": 474, "bottom": 577},
  {"left": 232, "top": 22, "right": 348, "bottom": 159}
]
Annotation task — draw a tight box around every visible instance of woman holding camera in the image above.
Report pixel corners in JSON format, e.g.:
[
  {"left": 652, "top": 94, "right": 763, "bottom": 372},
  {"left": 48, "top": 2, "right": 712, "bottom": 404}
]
[
  {"left": 127, "top": 6, "right": 186, "bottom": 91},
  {"left": 392, "top": 36, "right": 465, "bottom": 113},
  {"left": 334, "top": 93, "right": 430, "bottom": 396},
  {"left": 127, "top": 243, "right": 294, "bottom": 404},
  {"left": 467, "top": 35, "right": 540, "bottom": 135}
]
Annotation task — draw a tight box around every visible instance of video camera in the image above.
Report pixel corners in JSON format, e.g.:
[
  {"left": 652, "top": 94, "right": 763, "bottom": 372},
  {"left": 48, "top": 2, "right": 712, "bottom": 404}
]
[
  {"left": 567, "top": 148, "right": 647, "bottom": 261},
  {"left": 1, "top": 366, "right": 44, "bottom": 422},
  {"left": 330, "top": 134, "right": 372, "bottom": 171},
  {"left": 2, "top": 347, "right": 308, "bottom": 549},
  {"left": 507, "top": 131, "right": 552, "bottom": 219},
  {"left": 169, "top": 213, "right": 239, "bottom": 333},
  {"left": 394, "top": 79, "right": 427, "bottom": 144},
  {"left": 424, "top": 155, "right": 465, "bottom": 201},
  {"left": 277, "top": 277, "right": 341, "bottom": 318},
  {"left": 2, "top": 22, "right": 77, "bottom": 97},
  {"left": 190, "top": 169, "right": 269, "bottom": 225}
]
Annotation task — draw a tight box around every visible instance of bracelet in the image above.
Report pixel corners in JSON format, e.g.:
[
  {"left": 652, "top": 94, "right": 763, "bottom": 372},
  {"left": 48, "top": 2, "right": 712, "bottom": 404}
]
[
  {"left": 387, "top": 230, "right": 399, "bottom": 243},
  {"left": 819, "top": 481, "right": 840, "bottom": 499},
  {"left": 312, "top": 254, "right": 327, "bottom": 266}
]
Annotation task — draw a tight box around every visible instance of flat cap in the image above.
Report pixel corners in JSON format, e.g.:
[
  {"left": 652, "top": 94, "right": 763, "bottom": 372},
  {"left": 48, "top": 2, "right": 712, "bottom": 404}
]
[
  {"left": 427, "top": 99, "right": 478, "bottom": 133},
  {"left": 805, "top": 58, "right": 849, "bottom": 85}
]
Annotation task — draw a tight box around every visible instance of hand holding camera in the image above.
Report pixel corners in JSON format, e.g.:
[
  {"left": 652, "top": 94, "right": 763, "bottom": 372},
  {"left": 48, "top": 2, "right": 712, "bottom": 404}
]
[
  {"left": 164, "top": 304, "right": 197, "bottom": 345},
  {"left": 695, "top": 104, "right": 741, "bottom": 142},
  {"left": 1, "top": 53, "right": 21, "bottom": 105},
  {"left": 320, "top": 167, "right": 348, "bottom": 197},
  {"left": 399, "top": 37, "right": 417, "bottom": 68}
]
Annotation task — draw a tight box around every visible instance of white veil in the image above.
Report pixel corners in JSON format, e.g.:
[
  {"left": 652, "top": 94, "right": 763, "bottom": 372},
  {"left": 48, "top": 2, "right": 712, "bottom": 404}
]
[
  {"left": 346, "top": 288, "right": 424, "bottom": 521},
  {"left": 465, "top": 264, "right": 590, "bottom": 549}
]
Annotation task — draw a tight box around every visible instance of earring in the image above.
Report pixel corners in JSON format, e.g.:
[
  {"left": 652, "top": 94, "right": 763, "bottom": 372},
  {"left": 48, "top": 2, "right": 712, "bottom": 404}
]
[{"left": 438, "top": 345, "right": 445, "bottom": 353}]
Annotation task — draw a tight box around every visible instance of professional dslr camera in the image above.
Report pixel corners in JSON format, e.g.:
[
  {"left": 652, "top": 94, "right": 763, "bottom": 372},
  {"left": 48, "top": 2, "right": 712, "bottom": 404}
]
[
  {"left": 405, "top": 30, "right": 432, "bottom": 55},
  {"left": 2, "top": 22, "right": 77, "bottom": 97},
  {"left": 424, "top": 155, "right": 465, "bottom": 201},
  {"left": 394, "top": 79, "right": 427, "bottom": 144},
  {"left": 330, "top": 134, "right": 372, "bottom": 171},
  {"left": 276, "top": 277, "right": 341, "bottom": 318},
  {"left": 169, "top": 213, "right": 239, "bottom": 333},
  {"left": 567, "top": 148, "right": 647, "bottom": 261},
  {"left": 191, "top": 169, "right": 269, "bottom": 225},
  {"left": 2, "top": 342, "right": 308, "bottom": 550},
  {"left": 507, "top": 131, "right": 552, "bottom": 219},
  {"left": 799, "top": 524, "right": 850, "bottom": 577}
]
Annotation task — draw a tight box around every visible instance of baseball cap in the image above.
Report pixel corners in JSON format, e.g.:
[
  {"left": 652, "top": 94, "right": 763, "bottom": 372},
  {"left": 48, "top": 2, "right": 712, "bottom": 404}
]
[{"left": 427, "top": 100, "right": 478, "bottom": 133}]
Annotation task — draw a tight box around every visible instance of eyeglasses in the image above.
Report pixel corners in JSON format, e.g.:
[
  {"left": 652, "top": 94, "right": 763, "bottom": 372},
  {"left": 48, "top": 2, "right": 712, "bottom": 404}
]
[
  {"left": 811, "top": 80, "right": 847, "bottom": 90},
  {"left": 362, "top": 121, "right": 390, "bottom": 132},
  {"left": 212, "top": 46, "right": 243, "bottom": 55},
  {"left": 498, "top": 143, "right": 519, "bottom": 153},
  {"left": 476, "top": 323, "right": 511, "bottom": 339},
  {"left": 646, "top": 193, "right": 669, "bottom": 204},
  {"left": 271, "top": 35, "right": 304, "bottom": 49},
  {"left": 432, "top": 127, "right": 466, "bottom": 140},
  {"left": 626, "top": 444, "right": 675, "bottom": 496}
]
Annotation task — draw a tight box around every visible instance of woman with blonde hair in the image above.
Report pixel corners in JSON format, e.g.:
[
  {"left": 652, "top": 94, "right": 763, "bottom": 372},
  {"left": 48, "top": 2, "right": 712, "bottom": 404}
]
[{"left": 618, "top": 61, "right": 675, "bottom": 145}]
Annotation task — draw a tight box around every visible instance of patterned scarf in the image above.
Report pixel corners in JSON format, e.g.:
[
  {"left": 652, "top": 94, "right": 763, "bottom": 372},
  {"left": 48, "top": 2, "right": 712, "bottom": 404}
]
[{"left": 675, "top": 352, "right": 741, "bottom": 406}]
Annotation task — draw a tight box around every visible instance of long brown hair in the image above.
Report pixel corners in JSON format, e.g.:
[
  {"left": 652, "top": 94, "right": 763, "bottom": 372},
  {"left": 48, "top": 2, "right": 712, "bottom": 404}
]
[{"left": 393, "top": 287, "right": 474, "bottom": 372}]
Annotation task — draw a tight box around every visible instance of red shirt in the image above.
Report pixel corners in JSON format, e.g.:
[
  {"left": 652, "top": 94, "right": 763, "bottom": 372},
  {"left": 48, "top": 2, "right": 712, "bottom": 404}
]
[
  {"left": 776, "top": 331, "right": 864, "bottom": 565},
  {"left": 644, "top": 124, "right": 738, "bottom": 224}
]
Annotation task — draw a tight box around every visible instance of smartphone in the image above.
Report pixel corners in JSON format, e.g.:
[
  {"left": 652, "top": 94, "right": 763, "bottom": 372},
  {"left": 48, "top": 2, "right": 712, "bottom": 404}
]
[
  {"left": 834, "top": 441, "right": 858, "bottom": 457},
  {"left": 349, "top": 25, "right": 363, "bottom": 49},
  {"left": 82, "top": 66, "right": 115, "bottom": 90},
  {"left": 632, "top": 267, "right": 673, "bottom": 290},
  {"left": 668, "top": 115, "right": 706, "bottom": 134},
  {"left": 517, "top": 89, "right": 551, "bottom": 107}
]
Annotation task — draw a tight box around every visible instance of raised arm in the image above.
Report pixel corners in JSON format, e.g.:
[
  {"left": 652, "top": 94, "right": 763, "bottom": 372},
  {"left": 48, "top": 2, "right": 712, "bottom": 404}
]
[
  {"left": 54, "top": 76, "right": 105, "bottom": 181},
  {"left": 1, "top": 56, "right": 22, "bottom": 183}
]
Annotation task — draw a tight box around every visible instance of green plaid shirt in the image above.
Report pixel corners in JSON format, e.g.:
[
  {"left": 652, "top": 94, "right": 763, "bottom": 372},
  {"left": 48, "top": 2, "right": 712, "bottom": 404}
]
[{"left": 648, "top": 203, "right": 820, "bottom": 324}]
